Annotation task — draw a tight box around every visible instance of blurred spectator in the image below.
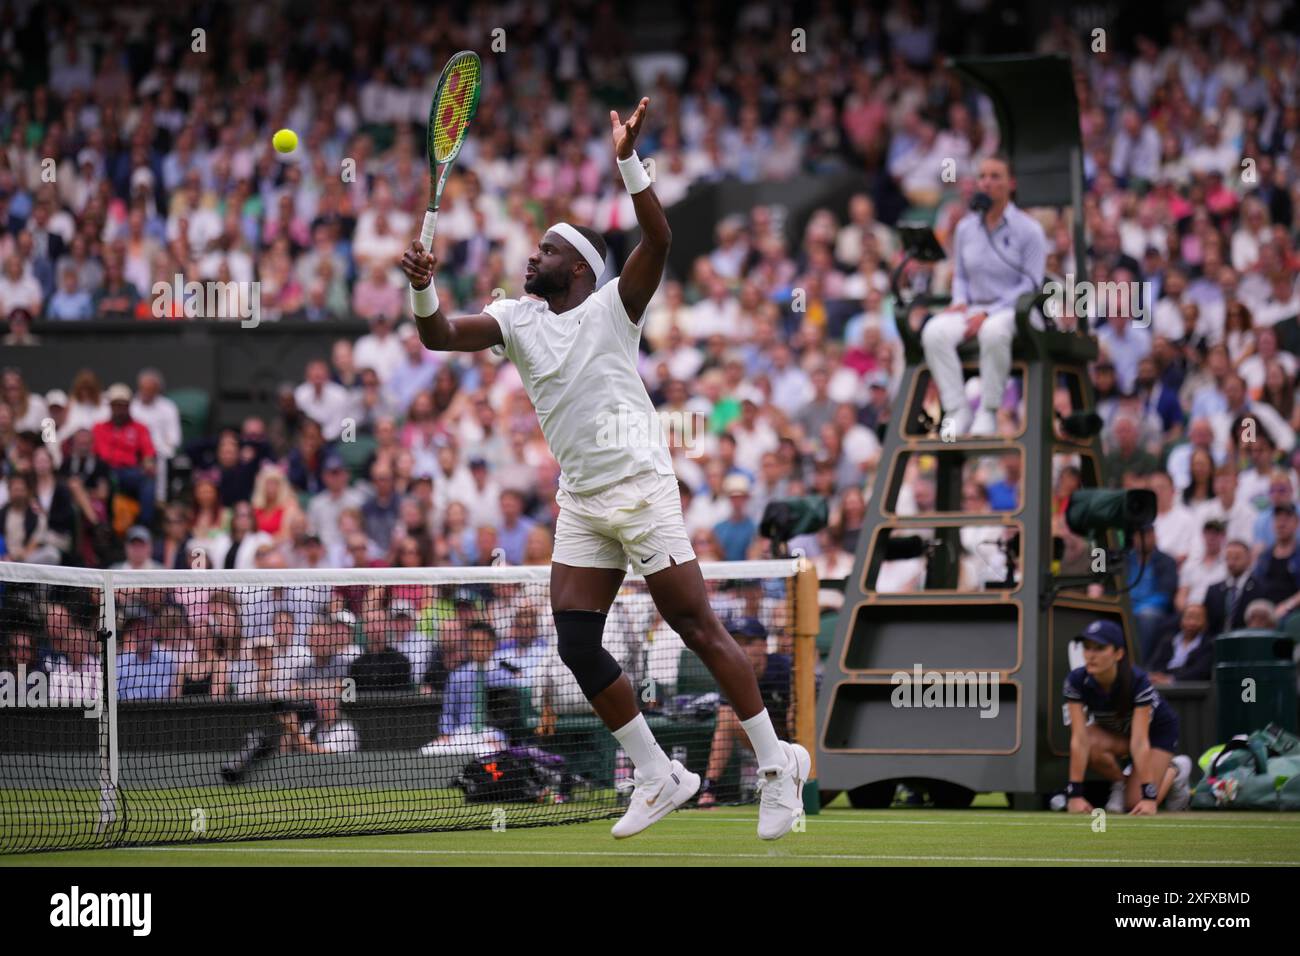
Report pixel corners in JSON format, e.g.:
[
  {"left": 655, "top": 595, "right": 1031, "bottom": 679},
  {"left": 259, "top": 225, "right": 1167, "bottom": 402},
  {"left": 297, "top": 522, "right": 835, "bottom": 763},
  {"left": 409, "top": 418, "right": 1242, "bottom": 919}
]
[
  {"left": 1205, "top": 540, "right": 1262, "bottom": 637},
  {"left": 1103, "top": 414, "right": 1159, "bottom": 486},
  {"left": 307, "top": 454, "right": 365, "bottom": 554},
  {"left": 714, "top": 474, "right": 757, "bottom": 561},
  {"left": 251, "top": 462, "right": 305, "bottom": 544},
  {"left": 45, "top": 265, "right": 93, "bottom": 320},
  {"left": 1148, "top": 604, "right": 1214, "bottom": 684},
  {"left": 0, "top": 255, "right": 42, "bottom": 316},
  {"left": 130, "top": 369, "right": 181, "bottom": 463},
  {"left": 287, "top": 679, "right": 360, "bottom": 754},
  {"left": 62, "top": 371, "right": 109, "bottom": 441},
  {"left": 2, "top": 308, "right": 40, "bottom": 346},
  {"left": 3, "top": 369, "right": 47, "bottom": 433},
  {"left": 361, "top": 459, "right": 401, "bottom": 549},
  {"left": 156, "top": 503, "right": 198, "bottom": 570},
  {"left": 179, "top": 592, "right": 246, "bottom": 697},
  {"left": 222, "top": 500, "right": 274, "bottom": 569},
  {"left": 1252, "top": 503, "right": 1300, "bottom": 624},
  {"left": 349, "top": 606, "right": 413, "bottom": 690},
  {"left": 1243, "top": 600, "right": 1278, "bottom": 631},
  {"left": 495, "top": 489, "right": 536, "bottom": 565},
  {"left": 30, "top": 447, "right": 75, "bottom": 564},
  {"left": 91, "top": 383, "right": 157, "bottom": 528},
  {"left": 1126, "top": 524, "right": 1178, "bottom": 661},
  {"left": 1176, "top": 519, "right": 1227, "bottom": 611},
  {"left": 112, "top": 525, "right": 162, "bottom": 570},
  {"left": 0, "top": 472, "right": 60, "bottom": 564},
  {"left": 297, "top": 609, "right": 362, "bottom": 684},
  {"left": 422, "top": 621, "right": 523, "bottom": 753},
  {"left": 1150, "top": 471, "right": 1198, "bottom": 566},
  {"left": 115, "top": 614, "right": 178, "bottom": 701},
  {"left": 294, "top": 360, "right": 351, "bottom": 442}
]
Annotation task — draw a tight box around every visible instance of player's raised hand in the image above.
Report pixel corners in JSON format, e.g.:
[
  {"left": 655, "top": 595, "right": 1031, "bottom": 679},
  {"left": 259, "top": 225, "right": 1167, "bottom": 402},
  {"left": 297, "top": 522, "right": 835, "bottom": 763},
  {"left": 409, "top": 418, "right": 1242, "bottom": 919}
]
[
  {"left": 401, "top": 240, "right": 436, "bottom": 289},
  {"left": 610, "top": 97, "right": 649, "bottom": 160}
]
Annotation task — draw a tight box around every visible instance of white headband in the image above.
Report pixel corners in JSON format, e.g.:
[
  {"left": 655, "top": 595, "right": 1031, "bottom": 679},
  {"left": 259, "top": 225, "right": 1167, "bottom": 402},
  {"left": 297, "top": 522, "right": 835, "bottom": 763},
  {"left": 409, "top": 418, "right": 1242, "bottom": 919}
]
[{"left": 547, "top": 222, "right": 604, "bottom": 279}]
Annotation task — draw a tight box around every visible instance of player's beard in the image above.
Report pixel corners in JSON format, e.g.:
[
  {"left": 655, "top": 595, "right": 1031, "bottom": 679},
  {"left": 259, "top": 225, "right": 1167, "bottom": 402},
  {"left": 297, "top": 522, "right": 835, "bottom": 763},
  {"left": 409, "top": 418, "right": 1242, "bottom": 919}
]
[{"left": 524, "top": 267, "right": 568, "bottom": 297}]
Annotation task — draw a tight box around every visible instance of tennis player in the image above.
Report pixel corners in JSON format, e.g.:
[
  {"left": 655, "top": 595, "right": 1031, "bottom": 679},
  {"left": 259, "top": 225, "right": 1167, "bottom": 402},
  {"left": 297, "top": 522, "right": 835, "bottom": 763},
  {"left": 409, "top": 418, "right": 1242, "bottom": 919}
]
[{"left": 399, "top": 97, "right": 809, "bottom": 840}]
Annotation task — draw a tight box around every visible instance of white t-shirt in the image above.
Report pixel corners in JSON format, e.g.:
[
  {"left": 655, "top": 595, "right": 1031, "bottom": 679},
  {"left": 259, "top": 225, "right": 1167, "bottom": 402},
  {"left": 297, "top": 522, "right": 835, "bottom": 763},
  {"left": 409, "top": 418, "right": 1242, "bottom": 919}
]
[
  {"left": 1154, "top": 504, "right": 1201, "bottom": 563},
  {"left": 486, "top": 281, "right": 675, "bottom": 495}
]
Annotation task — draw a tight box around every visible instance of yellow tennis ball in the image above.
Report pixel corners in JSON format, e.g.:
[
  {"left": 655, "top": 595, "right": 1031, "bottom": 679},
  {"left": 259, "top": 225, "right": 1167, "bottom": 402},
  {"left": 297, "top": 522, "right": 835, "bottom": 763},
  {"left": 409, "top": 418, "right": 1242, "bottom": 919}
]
[{"left": 272, "top": 128, "right": 298, "bottom": 153}]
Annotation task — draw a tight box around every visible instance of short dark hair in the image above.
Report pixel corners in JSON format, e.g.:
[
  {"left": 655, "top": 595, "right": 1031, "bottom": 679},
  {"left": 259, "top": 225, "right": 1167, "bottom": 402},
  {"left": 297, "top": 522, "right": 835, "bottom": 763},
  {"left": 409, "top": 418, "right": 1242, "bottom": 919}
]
[{"left": 572, "top": 225, "right": 607, "bottom": 274}]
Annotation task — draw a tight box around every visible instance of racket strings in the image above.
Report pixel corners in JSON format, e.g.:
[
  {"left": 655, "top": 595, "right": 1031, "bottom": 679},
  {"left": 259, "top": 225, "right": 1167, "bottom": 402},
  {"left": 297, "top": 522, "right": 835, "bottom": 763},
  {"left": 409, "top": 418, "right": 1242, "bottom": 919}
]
[{"left": 430, "top": 53, "right": 481, "bottom": 164}]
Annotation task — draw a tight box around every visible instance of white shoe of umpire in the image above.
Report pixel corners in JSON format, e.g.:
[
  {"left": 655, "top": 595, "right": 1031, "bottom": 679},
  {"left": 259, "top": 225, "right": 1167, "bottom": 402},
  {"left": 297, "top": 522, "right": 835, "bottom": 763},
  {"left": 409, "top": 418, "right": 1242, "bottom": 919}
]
[
  {"left": 940, "top": 407, "right": 973, "bottom": 440},
  {"left": 969, "top": 408, "right": 998, "bottom": 437},
  {"left": 756, "top": 741, "right": 811, "bottom": 840},
  {"left": 611, "top": 760, "right": 700, "bottom": 839},
  {"left": 1105, "top": 780, "right": 1127, "bottom": 813},
  {"left": 1164, "top": 755, "right": 1193, "bottom": 811}
]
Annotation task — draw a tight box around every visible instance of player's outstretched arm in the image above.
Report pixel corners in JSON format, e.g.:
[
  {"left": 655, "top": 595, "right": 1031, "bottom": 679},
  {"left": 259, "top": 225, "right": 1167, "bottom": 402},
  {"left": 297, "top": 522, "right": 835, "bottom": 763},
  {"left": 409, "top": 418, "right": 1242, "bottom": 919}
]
[
  {"left": 400, "top": 241, "right": 504, "bottom": 352},
  {"left": 612, "top": 97, "right": 670, "bottom": 323}
]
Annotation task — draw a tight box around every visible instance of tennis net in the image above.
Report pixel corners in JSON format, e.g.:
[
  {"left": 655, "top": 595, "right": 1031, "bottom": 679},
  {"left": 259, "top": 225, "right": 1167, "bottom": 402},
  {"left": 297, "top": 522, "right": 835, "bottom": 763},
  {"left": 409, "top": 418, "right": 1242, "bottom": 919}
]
[{"left": 0, "top": 559, "right": 817, "bottom": 854}]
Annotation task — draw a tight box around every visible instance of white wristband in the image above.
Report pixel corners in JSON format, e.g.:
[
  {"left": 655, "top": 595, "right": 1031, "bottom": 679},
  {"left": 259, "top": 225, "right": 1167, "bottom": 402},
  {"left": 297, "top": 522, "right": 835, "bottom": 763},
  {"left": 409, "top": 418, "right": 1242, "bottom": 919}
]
[
  {"left": 618, "top": 151, "right": 652, "bottom": 195},
  {"left": 410, "top": 282, "right": 439, "bottom": 318}
]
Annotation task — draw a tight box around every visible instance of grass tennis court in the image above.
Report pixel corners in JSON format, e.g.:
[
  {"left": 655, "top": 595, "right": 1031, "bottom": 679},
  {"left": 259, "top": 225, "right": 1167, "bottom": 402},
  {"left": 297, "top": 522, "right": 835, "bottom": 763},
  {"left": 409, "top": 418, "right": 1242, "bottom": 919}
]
[
  {"left": 5, "top": 799, "right": 1299, "bottom": 867},
  {"left": 0, "top": 785, "right": 624, "bottom": 850}
]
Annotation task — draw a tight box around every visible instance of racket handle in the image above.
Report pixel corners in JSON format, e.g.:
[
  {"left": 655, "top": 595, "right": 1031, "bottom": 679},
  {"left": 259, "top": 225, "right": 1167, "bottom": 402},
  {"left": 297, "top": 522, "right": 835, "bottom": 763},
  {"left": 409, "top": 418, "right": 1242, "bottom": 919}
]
[{"left": 420, "top": 210, "right": 439, "bottom": 250}]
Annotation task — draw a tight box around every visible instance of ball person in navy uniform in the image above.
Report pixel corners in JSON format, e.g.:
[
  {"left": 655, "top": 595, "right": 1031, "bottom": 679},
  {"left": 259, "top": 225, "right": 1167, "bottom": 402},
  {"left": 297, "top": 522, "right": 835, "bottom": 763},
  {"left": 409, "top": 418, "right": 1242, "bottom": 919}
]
[{"left": 1063, "top": 620, "right": 1191, "bottom": 814}]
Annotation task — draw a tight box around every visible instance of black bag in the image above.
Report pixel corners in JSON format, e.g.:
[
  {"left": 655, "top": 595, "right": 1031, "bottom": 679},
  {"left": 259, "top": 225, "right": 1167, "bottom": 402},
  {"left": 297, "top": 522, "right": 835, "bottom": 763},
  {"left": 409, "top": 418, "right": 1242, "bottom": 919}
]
[{"left": 454, "top": 748, "right": 569, "bottom": 804}]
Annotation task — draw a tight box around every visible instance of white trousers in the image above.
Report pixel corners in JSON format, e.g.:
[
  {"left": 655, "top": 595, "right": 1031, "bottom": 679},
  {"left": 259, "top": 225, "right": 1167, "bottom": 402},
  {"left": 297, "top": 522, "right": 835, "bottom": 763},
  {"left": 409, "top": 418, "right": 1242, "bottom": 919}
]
[{"left": 920, "top": 306, "right": 1017, "bottom": 414}]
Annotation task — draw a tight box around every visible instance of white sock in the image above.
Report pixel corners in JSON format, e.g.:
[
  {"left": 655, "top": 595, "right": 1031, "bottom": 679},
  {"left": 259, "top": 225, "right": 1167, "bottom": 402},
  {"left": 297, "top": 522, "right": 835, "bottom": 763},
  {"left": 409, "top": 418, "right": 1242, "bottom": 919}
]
[
  {"left": 740, "top": 710, "right": 786, "bottom": 771},
  {"left": 612, "top": 714, "right": 672, "bottom": 778}
]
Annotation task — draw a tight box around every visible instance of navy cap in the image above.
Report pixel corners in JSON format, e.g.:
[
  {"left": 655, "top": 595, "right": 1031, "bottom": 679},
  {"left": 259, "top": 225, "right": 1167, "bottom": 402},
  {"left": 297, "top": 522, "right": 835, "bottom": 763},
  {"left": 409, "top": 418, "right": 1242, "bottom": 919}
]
[
  {"left": 323, "top": 454, "right": 346, "bottom": 472},
  {"left": 1075, "top": 619, "right": 1124, "bottom": 649},
  {"left": 725, "top": 616, "right": 768, "bottom": 642}
]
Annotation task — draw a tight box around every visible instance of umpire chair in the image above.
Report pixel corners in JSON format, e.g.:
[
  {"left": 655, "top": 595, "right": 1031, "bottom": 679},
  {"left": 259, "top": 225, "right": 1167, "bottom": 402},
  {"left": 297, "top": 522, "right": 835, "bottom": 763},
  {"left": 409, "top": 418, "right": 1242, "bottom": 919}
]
[{"left": 814, "top": 55, "right": 1141, "bottom": 810}]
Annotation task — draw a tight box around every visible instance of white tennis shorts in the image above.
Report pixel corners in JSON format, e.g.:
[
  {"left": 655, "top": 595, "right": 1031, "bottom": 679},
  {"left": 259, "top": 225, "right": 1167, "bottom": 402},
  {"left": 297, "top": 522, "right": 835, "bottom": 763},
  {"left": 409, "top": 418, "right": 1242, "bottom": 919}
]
[{"left": 553, "top": 469, "right": 696, "bottom": 576}]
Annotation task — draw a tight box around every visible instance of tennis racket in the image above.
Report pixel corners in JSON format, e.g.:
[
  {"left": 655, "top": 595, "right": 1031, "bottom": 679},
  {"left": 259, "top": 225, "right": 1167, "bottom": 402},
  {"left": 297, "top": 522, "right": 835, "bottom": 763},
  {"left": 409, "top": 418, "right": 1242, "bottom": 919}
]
[{"left": 419, "top": 50, "right": 483, "bottom": 250}]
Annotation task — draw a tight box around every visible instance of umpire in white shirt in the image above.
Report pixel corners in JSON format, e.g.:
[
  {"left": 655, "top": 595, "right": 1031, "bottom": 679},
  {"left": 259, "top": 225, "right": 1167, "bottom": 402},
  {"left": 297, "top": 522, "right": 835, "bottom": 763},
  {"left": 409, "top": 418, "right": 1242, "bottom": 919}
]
[{"left": 921, "top": 155, "right": 1048, "bottom": 437}]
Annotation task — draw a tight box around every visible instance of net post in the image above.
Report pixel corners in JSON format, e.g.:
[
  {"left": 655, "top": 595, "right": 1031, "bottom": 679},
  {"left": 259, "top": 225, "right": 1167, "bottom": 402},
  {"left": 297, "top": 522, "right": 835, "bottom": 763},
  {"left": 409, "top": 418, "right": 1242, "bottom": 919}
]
[
  {"left": 792, "top": 555, "right": 819, "bottom": 799},
  {"left": 96, "top": 569, "right": 120, "bottom": 844}
]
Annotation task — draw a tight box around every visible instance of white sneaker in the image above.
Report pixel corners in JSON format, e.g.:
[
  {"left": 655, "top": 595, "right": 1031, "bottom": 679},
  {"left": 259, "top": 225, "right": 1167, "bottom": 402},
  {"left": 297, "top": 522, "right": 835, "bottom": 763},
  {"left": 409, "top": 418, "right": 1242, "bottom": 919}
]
[
  {"left": 1165, "top": 755, "right": 1193, "bottom": 811},
  {"left": 756, "top": 741, "right": 810, "bottom": 840},
  {"left": 610, "top": 760, "right": 699, "bottom": 839},
  {"left": 1105, "top": 780, "right": 1127, "bottom": 813},
  {"left": 940, "top": 407, "right": 972, "bottom": 440},
  {"left": 969, "top": 408, "right": 998, "bottom": 436}
]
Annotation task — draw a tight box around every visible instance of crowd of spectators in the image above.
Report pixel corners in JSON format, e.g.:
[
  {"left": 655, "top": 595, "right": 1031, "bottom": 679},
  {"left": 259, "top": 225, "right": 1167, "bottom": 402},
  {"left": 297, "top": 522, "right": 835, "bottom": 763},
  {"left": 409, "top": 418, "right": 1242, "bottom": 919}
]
[{"left": 2, "top": 1, "right": 1300, "bottom": 701}]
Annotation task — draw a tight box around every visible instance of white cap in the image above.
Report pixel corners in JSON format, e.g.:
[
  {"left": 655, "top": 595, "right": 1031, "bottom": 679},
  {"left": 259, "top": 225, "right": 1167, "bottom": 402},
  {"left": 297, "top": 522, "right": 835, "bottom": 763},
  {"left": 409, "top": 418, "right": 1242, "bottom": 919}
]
[{"left": 723, "top": 474, "right": 752, "bottom": 496}]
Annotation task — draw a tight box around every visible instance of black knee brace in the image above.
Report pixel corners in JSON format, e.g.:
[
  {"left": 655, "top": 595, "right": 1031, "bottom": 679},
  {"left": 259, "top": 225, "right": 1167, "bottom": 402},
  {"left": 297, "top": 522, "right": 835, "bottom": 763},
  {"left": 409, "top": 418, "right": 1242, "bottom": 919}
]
[{"left": 554, "top": 609, "right": 622, "bottom": 700}]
